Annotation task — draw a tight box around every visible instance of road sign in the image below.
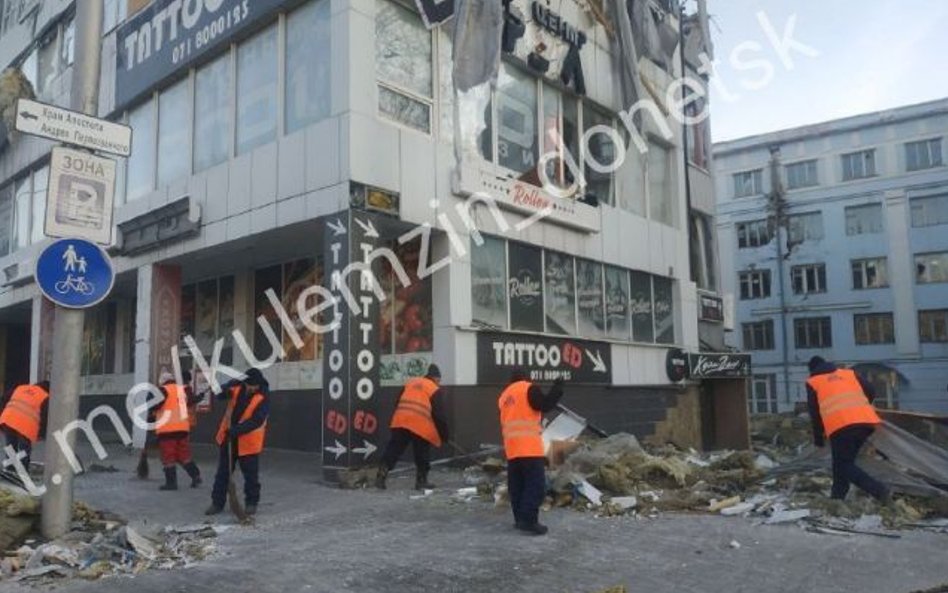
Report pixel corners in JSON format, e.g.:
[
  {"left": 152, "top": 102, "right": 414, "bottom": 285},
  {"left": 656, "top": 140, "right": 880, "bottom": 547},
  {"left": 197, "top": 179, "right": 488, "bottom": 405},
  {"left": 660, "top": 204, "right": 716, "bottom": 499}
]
[
  {"left": 15, "top": 98, "right": 132, "bottom": 157},
  {"left": 45, "top": 146, "right": 116, "bottom": 245},
  {"left": 35, "top": 238, "right": 115, "bottom": 309}
]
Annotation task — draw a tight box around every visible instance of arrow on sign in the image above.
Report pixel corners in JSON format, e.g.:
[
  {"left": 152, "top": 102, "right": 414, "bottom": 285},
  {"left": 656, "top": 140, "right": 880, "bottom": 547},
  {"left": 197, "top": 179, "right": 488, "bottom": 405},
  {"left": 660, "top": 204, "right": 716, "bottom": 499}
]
[
  {"left": 352, "top": 440, "right": 378, "bottom": 459},
  {"left": 325, "top": 440, "right": 347, "bottom": 459},
  {"left": 354, "top": 217, "right": 380, "bottom": 238},
  {"left": 327, "top": 218, "right": 347, "bottom": 236},
  {"left": 19, "top": 110, "right": 38, "bottom": 121},
  {"left": 585, "top": 349, "right": 608, "bottom": 373}
]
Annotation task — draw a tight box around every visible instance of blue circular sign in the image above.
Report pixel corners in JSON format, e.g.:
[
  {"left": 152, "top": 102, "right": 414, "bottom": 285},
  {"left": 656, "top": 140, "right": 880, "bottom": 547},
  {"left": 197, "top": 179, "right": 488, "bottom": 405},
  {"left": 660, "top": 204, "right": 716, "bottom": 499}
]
[{"left": 35, "top": 238, "right": 115, "bottom": 309}]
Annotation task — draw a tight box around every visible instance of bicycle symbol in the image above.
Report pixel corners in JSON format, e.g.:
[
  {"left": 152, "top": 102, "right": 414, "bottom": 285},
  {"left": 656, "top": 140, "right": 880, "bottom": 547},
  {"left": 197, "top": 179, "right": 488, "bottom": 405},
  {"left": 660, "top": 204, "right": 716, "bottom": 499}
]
[{"left": 54, "top": 274, "right": 95, "bottom": 296}]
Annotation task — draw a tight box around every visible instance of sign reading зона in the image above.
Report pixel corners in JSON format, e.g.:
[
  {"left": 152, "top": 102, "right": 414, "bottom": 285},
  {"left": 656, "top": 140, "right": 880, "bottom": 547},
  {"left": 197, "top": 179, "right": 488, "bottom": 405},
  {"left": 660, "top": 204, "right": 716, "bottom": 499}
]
[
  {"left": 115, "top": 0, "right": 286, "bottom": 109},
  {"left": 477, "top": 332, "right": 611, "bottom": 385}
]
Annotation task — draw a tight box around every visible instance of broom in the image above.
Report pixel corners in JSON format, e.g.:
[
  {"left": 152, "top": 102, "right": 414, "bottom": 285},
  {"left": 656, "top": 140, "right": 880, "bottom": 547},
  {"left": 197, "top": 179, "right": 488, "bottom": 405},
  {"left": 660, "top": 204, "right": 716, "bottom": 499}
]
[{"left": 223, "top": 404, "right": 249, "bottom": 522}]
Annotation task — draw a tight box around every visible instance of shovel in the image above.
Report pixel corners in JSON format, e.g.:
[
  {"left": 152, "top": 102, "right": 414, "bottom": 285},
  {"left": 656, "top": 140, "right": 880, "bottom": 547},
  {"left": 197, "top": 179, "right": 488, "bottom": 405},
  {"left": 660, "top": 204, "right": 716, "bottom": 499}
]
[{"left": 222, "top": 404, "right": 249, "bottom": 522}]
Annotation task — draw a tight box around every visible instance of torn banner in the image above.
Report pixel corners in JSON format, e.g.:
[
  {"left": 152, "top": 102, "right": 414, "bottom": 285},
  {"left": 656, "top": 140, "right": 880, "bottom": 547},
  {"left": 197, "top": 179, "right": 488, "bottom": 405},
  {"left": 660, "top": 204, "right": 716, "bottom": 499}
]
[{"left": 452, "top": 0, "right": 505, "bottom": 92}]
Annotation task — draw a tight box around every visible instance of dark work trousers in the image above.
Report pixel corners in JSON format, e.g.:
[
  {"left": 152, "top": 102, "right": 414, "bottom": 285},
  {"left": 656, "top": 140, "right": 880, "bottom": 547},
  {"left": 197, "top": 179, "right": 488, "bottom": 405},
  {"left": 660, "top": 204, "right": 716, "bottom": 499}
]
[
  {"left": 211, "top": 444, "right": 261, "bottom": 508},
  {"left": 380, "top": 428, "right": 431, "bottom": 473},
  {"left": 830, "top": 424, "right": 887, "bottom": 500},
  {"left": 2, "top": 426, "right": 33, "bottom": 468},
  {"left": 507, "top": 457, "right": 547, "bottom": 527}
]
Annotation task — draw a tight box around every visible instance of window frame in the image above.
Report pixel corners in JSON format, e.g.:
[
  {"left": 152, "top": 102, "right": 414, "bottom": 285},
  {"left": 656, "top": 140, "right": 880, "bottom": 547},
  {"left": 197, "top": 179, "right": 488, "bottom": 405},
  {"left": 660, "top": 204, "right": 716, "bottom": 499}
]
[
  {"left": 375, "top": 0, "right": 435, "bottom": 135},
  {"left": 738, "top": 269, "right": 771, "bottom": 300},
  {"left": 787, "top": 211, "right": 824, "bottom": 243},
  {"left": 905, "top": 137, "right": 943, "bottom": 172},
  {"left": 750, "top": 374, "right": 778, "bottom": 414},
  {"left": 737, "top": 219, "right": 771, "bottom": 249},
  {"left": 733, "top": 169, "right": 763, "bottom": 198},
  {"left": 844, "top": 202, "right": 883, "bottom": 235},
  {"left": 910, "top": 194, "right": 948, "bottom": 228},
  {"left": 841, "top": 149, "right": 877, "bottom": 181},
  {"left": 851, "top": 257, "right": 888, "bottom": 290},
  {"left": 742, "top": 320, "right": 775, "bottom": 351},
  {"left": 919, "top": 309, "right": 948, "bottom": 343},
  {"left": 793, "top": 316, "right": 833, "bottom": 349},
  {"left": 790, "top": 263, "right": 827, "bottom": 295},
  {"left": 784, "top": 159, "right": 818, "bottom": 190},
  {"left": 853, "top": 312, "right": 895, "bottom": 346},
  {"left": 915, "top": 251, "right": 948, "bottom": 284}
]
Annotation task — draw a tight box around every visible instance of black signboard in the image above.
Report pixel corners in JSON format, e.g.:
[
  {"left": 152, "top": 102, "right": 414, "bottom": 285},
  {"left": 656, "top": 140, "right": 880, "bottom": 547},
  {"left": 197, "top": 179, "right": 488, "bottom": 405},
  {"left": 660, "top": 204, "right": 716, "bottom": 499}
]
[
  {"left": 665, "top": 348, "right": 688, "bottom": 383},
  {"left": 508, "top": 243, "right": 544, "bottom": 332},
  {"left": 115, "top": 0, "right": 287, "bottom": 109},
  {"left": 687, "top": 353, "right": 752, "bottom": 379},
  {"left": 477, "top": 332, "right": 611, "bottom": 384},
  {"left": 699, "top": 293, "right": 725, "bottom": 323}
]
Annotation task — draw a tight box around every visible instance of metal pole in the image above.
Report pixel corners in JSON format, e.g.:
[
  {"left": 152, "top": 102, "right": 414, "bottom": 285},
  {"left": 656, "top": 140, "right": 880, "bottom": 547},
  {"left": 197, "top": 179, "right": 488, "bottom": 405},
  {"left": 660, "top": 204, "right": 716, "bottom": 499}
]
[
  {"left": 41, "top": 0, "right": 104, "bottom": 540},
  {"left": 768, "top": 146, "right": 792, "bottom": 406}
]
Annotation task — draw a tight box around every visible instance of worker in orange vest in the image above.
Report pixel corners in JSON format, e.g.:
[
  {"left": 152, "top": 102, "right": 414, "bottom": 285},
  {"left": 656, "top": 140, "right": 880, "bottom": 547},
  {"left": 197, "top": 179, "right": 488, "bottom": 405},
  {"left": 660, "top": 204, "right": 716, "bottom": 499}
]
[
  {"left": 152, "top": 372, "right": 202, "bottom": 491},
  {"left": 499, "top": 371, "right": 564, "bottom": 536},
  {"left": 375, "top": 364, "right": 448, "bottom": 490},
  {"left": 806, "top": 356, "right": 889, "bottom": 502},
  {"left": 0, "top": 381, "right": 50, "bottom": 467},
  {"left": 206, "top": 368, "right": 269, "bottom": 516}
]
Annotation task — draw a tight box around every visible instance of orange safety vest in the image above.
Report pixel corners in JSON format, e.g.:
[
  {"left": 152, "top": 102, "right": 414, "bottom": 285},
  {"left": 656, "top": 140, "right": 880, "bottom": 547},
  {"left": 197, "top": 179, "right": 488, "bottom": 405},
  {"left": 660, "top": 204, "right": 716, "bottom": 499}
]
[
  {"left": 498, "top": 380, "right": 544, "bottom": 460},
  {"left": 155, "top": 384, "right": 191, "bottom": 435},
  {"left": 216, "top": 385, "right": 267, "bottom": 457},
  {"left": 807, "top": 368, "right": 881, "bottom": 438},
  {"left": 390, "top": 377, "right": 442, "bottom": 446},
  {"left": 0, "top": 384, "right": 49, "bottom": 443}
]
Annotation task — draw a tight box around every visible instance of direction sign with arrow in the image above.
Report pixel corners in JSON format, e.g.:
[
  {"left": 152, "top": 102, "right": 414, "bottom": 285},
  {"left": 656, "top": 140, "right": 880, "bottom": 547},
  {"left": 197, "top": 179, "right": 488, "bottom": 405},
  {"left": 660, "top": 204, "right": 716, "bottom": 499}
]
[
  {"left": 324, "top": 440, "right": 347, "bottom": 460},
  {"left": 351, "top": 440, "right": 378, "bottom": 460},
  {"left": 15, "top": 98, "right": 132, "bottom": 157}
]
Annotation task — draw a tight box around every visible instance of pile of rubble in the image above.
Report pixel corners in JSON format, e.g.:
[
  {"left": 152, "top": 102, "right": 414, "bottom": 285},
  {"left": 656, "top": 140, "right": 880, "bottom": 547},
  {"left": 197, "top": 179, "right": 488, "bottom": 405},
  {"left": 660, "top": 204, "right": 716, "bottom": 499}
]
[
  {"left": 0, "top": 488, "right": 219, "bottom": 584},
  {"left": 461, "top": 413, "right": 948, "bottom": 535}
]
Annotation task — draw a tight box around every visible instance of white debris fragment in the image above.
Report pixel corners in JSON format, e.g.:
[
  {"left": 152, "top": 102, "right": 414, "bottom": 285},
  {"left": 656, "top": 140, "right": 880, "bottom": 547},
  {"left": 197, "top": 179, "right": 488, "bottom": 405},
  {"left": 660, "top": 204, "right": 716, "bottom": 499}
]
[
  {"left": 754, "top": 454, "right": 777, "bottom": 470},
  {"left": 576, "top": 479, "right": 603, "bottom": 506},
  {"left": 765, "top": 509, "right": 811, "bottom": 525},
  {"left": 728, "top": 540, "right": 741, "bottom": 549},
  {"left": 720, "top": 502, "right": 757, "bottom": 516},
  {"left": 610, "top": 496, "right": 638, "bottom": 510}
]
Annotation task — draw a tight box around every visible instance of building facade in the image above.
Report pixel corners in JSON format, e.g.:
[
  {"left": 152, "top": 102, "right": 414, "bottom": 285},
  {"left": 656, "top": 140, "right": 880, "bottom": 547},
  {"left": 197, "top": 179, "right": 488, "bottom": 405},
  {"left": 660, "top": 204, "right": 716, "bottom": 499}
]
[
  {"left": 715, "top": 99, "right": 948, "bottom": 415},
  {"left": 0, "top": 0, "right": 742, "bottom": 472}
]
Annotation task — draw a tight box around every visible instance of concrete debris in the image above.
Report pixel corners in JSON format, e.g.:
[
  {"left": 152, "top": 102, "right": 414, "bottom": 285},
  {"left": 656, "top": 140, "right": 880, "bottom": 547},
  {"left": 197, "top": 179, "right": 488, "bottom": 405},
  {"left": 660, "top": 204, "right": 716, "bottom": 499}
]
[
  {"left": 728, "top": 540, "right": 741, "bottom": 549},
  {"left": 610, "top": 496, "right": 638, "bottom": 510},
  {"left": 720, "top": 502, "right": 757, "bottom": 517},
  {"left": 708, "top": 496, "right": 741, "bottom": 513},
  {"left": 576, "top": 479, "right": 603, "bottom": 507},
  {"left": 764, "top": 509, "right": 811, "bottom": 525}
]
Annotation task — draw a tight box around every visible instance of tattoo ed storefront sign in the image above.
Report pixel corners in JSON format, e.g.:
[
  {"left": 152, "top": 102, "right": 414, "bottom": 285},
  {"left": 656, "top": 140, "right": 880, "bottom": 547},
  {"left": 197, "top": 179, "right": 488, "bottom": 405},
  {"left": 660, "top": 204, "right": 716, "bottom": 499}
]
[
  {"left": 477, "top": 332, "right": 611, "bottom": 384},
  {"left": 116, "top": 0, "right": 287, "bottom": 108}
]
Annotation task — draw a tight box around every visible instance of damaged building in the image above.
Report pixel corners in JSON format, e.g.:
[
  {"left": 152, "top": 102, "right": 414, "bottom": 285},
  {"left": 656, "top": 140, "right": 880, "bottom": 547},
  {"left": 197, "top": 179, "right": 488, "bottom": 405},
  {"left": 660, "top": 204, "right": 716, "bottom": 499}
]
[{"left": 0, "top": 0, "right": 747, "bottom": 478}]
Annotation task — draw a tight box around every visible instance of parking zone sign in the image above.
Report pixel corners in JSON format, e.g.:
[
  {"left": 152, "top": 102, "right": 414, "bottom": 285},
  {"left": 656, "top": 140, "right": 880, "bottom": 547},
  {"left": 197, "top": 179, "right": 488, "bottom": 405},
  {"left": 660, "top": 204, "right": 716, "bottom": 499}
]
[{"left": 45, "top": 146, "right": 116, "bottom": 245}]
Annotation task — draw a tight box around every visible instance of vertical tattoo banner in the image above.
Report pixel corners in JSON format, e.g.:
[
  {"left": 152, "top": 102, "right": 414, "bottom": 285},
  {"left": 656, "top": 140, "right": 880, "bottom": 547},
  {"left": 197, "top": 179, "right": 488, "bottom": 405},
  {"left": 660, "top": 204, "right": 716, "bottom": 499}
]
[
  {"left": 150, "top": 265, "right": 182, "bottom": 383},
  {"left": 321, "top": 212, "right": 383, "bottom": 474}
]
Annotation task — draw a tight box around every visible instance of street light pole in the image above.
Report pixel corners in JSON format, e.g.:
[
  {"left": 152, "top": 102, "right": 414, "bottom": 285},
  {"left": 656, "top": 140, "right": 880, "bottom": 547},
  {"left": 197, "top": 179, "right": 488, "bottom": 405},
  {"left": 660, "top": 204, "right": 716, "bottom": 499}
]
[{"left": 40, "top": 0, "right": 105, "bottom": 539}]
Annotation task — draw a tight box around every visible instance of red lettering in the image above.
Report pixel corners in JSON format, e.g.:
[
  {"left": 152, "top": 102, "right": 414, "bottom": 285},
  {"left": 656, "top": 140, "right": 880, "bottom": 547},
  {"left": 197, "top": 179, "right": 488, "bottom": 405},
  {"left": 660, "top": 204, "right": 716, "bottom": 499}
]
[
  {"left": 326, "top": 410, "right": 347, "bottom": 435},
  {"left": 353, "top": 410, "right": 378, "bottom": 435},
  {"left": 562, "top": 342, "right": 582, "bottom": 369}
]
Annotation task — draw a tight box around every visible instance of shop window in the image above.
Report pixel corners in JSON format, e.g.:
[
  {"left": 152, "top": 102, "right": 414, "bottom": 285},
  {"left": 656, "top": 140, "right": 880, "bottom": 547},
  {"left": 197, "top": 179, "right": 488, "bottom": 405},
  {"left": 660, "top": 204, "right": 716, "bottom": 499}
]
[
  {"left": 750, "top": 374, "right": 778, "bottom": 414},
  {"left": 794, "top": 317, "right": 832, "bottom": 349},
  {"left": 181, "top": 276, "right": 236, "bottom": 369},
  {"left": 787, "top": 212, "right": 823, "bottom": 243},
  {"left": 379, "top": 239, "right": 433, "bottom": 354},
  {"left": 905, "top": 138, "right": 942, "bottom": 172},
  {"left": 376, "top": 0, "right": 432, "bottom": 133},
  {"left": 785, "top": 160, "right": 818, "bottom": 190},
  {"left": 0, "top": 185, "right": 12, "bottom": 256},
  {"left": 583, "top": 104, "right": 615, "bottom": 206},
  {"left": 237, "top": 25, "right": 278, "bottom": 155},
  {"left": 919, "top": 309, "right": 948, "bottom": 343},
  {"left": 915, "top": 251, "right": 948, "bottom": 284},
  {"left": 194, "top": 53, "right": 231, "bottom": 172},
  {"left": 630, "top": 271, "right": 654, "bottom": 343},
  {"left": 543, "top": 250, "right": 576, "bottom": 335},
  {"left": 648, "top": 140, "right": 675, "bottom": 226},
  {"left": 854, "top": 313, "right": 894, "bottom": 346},
  {"left": 739, "top": 269, "right": 771, "bottom": 300},
  {"left": 286, "top": 0, "right": 331, "bottom": 134},
  {"left": 471, "top": 235, "right": 508, "bottom": 329},
  {"left": 576, "top": 259, "right": 605, "bottom": 338},
  {"left": 127, "top": 100, "right": 156, "bottom": 201},
  {"left": 791, "top": 263, "right": 827, "bottom": 295},
  {"left": 540, "top": 83, "right": 579, "bottom": 191},
  {"left": 742, "top": 320, "right": 774, "bottom": 351},
  {"left": 604, "top": 266, "right": 631, "bottom": 340},
  {"left": 841, "top": 149, "right": 876, "bottom": 181},
  {"left": 733, "top": 169, "right": 762, "bottom": 198},
  {"left": 82, "top": 303, "right": 117, "bottom": 376},
  {"left": 737, "top": 219, "right": 771, "bottom": 249},
  {"left": 507, "top": 242, "right": 544, "bottom": 332},
  {"left": 653, "top": 275, "right": 675, "bottom": 344},
  {"left": 157, "top": 79, "right": 190, "bottom": 186},
  {"left": 495, "top": 65, "right": 539, "bottom": 177},
  {"left": 845, "top": 203, "right": 883, "bottom": 235},
  {"left": 910, "top": 194, "right": 948, "bottom": 228},
  {"left": 253, "top": 260, "right": 321, "bottom": 363},
  {"left": 851, "top": 258, "right": 888, "bottom": 289}
]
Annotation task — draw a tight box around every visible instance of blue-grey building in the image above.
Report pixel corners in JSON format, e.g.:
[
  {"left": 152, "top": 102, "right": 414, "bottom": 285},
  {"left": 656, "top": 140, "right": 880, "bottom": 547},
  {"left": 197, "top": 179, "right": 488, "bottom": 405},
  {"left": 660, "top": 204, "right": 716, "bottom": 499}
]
[{"left": 714, "top": 99, "right": 948, "bottom": 414}]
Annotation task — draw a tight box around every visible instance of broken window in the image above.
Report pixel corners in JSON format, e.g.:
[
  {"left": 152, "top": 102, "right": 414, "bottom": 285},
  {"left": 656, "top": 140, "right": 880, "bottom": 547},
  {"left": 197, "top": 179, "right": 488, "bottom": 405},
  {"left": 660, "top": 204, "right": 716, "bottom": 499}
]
[
  {"left": 787, "top": 212, "right": 824, "bottom": 243},
  {"left": 851, "top": 258, "right": 888, "bottom": 290},
  {"left": 915, "top": 251, "right": 948, "bottom": 284},
  {"left": 376, "top": 0, "right": 433, "bottom": 133}
]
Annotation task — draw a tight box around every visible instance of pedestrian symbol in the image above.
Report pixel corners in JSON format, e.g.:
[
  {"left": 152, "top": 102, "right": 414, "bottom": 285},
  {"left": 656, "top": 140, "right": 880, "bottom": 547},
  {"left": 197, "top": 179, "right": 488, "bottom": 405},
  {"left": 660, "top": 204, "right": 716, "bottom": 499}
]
[{"left": 36, "top": 239, "right": 114, "bottom": 309}]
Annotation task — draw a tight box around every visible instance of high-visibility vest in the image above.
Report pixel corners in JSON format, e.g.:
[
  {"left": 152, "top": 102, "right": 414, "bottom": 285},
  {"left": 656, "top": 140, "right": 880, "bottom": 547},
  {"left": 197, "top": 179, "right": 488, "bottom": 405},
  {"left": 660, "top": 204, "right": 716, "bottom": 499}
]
[
  {"left": 390, "top": 377, "right": 442, "bottom": 446},
  {"left": 0, "top": 384, "right": 49, "bottom": 443},
  {"left": 155, "top": 384, "right": 191, "bottom": 435},
  {"left": 216, "top": 385, "right": 267, "bottom": 457},
  {"left": 807, "top": 369, "right": 880, "bottom": 438},
  {"left": 498, "top": 380, "right": 544, "bottom": 460}
]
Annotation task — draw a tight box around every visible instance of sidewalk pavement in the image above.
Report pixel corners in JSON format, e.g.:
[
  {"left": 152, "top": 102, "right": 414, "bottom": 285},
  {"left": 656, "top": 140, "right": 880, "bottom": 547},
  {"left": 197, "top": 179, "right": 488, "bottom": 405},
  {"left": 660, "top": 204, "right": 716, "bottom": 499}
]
[{"left": 6, "top": 442, "right": 947, "bottom": 593}]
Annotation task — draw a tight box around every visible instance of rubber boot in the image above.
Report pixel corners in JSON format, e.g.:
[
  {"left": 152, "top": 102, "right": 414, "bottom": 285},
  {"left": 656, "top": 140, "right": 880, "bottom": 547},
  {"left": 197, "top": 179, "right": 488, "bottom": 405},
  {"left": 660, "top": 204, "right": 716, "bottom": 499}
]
[
  {"left": 375, "top": 466, "right": 389, "bottom": 490},
  {"left": 415, "top": 470, "right": 436, "bottom": 491},
  {"left": 159, "top": 467, "right": 178, "bottom": 491},
  {"left": 183, "top": 461, "right": 202, "bottom": 488}
]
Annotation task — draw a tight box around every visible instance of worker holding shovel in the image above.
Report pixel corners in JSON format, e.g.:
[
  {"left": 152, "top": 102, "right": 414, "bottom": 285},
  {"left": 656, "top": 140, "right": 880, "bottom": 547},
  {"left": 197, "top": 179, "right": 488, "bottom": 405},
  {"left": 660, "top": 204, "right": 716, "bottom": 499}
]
[{"left": 206, "top": 368, "right": 270, "bottom": 517}]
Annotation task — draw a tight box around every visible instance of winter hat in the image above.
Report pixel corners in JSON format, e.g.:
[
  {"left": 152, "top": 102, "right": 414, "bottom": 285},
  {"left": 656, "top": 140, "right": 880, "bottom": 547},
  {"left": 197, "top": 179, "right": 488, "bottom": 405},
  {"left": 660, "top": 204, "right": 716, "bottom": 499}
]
[
  {"left": 426, "top": 364, "right": 442, "bottom": 379},
  {"left": 808, "top": 356, "right": 827, "bottom": 373},
  {"left": 244, "top": 368, "right": 266, "bottom": 386}
]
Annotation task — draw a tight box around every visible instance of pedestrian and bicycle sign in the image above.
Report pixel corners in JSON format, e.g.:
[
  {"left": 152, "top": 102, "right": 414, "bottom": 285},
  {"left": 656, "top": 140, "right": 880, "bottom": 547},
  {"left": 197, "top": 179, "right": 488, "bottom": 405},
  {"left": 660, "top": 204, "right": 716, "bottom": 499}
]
[{"left": 35, "top": 239, "right": 115, "bottom": 309}]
